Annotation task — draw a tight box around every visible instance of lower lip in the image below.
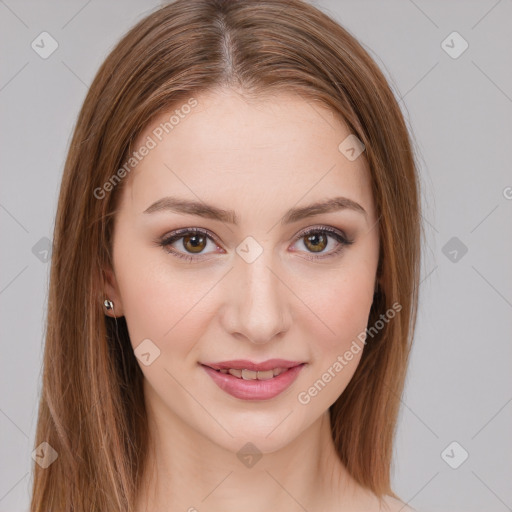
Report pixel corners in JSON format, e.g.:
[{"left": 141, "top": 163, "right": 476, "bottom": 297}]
[{"left": 201, "top": 364, "right": 305, "bottom": 400}]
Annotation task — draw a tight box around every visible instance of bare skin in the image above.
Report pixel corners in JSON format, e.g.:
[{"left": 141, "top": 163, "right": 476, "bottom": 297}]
[{"left": 104, "top": 87, "right": 412, "bottom": 511}]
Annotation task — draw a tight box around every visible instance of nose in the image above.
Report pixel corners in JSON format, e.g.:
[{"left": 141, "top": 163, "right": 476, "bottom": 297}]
[{"left": 221, "top": 249, "right": 291, "bottom": 345}]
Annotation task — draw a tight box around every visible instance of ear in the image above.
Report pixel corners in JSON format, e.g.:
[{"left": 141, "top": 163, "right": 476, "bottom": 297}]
[{"left": 103, "top": 266, "right": 124, "bottom": 318}]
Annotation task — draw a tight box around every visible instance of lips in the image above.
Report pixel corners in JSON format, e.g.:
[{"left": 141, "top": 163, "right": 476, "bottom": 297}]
[
  {"left": 202, "top": 359, "right": 303, "bottom": 372},
  {"left": 216, "top": 367, "right": 285, "bottom": 380},
  {"left": 200, "top": 359, "right": 306, "bottom": 400}
]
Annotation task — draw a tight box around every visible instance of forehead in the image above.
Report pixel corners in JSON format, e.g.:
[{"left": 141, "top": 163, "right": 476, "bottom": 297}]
[{"left": 119, "top": 88, "right": 375, "bottom": 222}]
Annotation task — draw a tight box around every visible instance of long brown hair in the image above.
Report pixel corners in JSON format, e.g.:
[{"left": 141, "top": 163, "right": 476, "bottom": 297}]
[{"left": 30, "top": 0, "right": 422, "bottom": 510}]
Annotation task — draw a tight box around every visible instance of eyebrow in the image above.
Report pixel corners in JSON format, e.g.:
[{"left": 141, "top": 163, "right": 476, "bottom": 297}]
[{"left": 143, "top": 195, "right": 367, "bottom": 224}]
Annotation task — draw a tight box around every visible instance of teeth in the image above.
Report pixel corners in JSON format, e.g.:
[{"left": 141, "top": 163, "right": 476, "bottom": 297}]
[
  {"left": 255, "top": 370, "right": 274, "bottom": 380},
  {"left": 217, "top": 367, "right": 288, "bottom": 380},
  {"left": 241, "top": 369, "right": 257, "bottom": 380}
]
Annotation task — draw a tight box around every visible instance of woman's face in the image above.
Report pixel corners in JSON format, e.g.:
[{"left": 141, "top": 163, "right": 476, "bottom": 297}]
[{"left": 105, "top": 88, "right": 380, "bottom": 453}]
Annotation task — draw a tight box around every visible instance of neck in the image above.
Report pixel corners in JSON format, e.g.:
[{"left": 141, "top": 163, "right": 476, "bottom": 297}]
[{"left": 135, "top": 402, "right": 366, "bottom": 512}]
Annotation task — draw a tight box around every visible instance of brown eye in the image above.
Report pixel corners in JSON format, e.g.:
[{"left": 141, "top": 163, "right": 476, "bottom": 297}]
[
  {"left": 303, "top": 232, "right": 328, "bottom": 253},
  {"left": 182, "top": 233, "right": 207, "bottom": 253},
  {"left": 159, "top": 228, "right": 220, "bottom": 261},
  {"left": 292, "top": 226, "right": 354, "bottom": 260}
]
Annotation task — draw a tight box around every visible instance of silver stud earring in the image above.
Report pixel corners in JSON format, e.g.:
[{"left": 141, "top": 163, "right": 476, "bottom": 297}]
[{"left": 104, "top": 299, "right": 114, "bottom": 311}]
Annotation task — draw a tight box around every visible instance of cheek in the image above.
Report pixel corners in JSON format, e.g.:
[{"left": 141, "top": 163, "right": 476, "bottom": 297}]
[
  {"left": 295, "top": 272, "right": 373, "bottom": 409},
  {"left": 303, "top": 265, "right": 375, "bottom": 352},
  {"left": 113, "top": 239, "right": 214, "bottom": 347},
  {"left": 120, "top": 274, "right": 208, "bottom": 346},
  {"left": 115, "top": 264, "right": 217, "bottom": 401}
]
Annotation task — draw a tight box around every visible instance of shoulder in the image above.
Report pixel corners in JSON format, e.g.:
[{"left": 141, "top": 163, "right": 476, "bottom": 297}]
[{"left": 380, "top": 495, "right": 416, "bottom": 512}]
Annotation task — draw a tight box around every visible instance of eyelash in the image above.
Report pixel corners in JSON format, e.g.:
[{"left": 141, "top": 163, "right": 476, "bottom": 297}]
[{"left": 157, "top": 226, "right": 354, "bottom": 263}]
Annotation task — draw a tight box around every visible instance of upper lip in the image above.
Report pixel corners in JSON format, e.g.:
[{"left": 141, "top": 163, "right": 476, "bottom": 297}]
[{"left": 202, "top": 359, "right": 304, "bottom": 372}]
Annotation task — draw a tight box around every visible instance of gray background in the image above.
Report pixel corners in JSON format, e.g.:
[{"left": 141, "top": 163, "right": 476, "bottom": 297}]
[{"left": 1, "top": 1, "right": 511, "bottom": 511}]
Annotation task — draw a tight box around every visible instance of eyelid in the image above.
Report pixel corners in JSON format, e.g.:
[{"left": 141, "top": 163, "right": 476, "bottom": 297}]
[
  {"left": 294, "top": 224, "right": 352, "bottom": 243},
  {"left": 161, "top": 227, "right": 222, "bottom": 247}
]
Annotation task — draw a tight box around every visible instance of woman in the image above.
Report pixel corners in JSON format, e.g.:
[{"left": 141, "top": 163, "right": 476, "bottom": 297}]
[{"left": 30, "top": 0, "right": 422, "bottom": 510}]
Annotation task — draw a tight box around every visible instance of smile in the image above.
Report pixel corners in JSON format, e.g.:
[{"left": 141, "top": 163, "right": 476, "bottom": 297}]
[
  {"left": 200, "top": 360, "right": 306, "bottom": 400},
  {"left": 215, "top": 367, "right": 287, "bottom": 380}
]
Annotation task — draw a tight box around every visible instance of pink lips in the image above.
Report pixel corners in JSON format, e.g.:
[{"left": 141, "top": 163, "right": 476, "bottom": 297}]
[
  {"left": 203, "top": 359, "right": 303, "bottom": 372},
  {"left": 201, "top": 359, "right": 305, "bottom": 400}
]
